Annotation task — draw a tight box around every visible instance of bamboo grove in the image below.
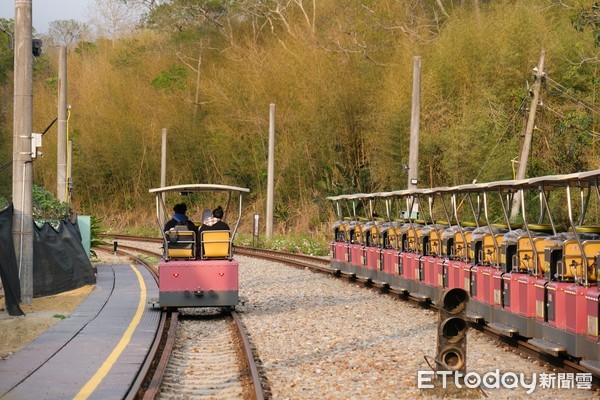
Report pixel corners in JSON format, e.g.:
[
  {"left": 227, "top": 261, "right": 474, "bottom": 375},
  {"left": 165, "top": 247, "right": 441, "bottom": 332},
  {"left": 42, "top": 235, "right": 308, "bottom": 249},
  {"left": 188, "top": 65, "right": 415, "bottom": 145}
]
[{"left": 0, "top": 0, "right": 599, "bottom": 233}]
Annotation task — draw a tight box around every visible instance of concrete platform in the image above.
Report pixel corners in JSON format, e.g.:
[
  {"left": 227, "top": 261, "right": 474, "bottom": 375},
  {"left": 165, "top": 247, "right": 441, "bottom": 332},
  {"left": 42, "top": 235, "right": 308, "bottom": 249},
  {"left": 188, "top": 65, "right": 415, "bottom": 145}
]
[{"left": 0, "top": 263, "right": 160, "bottom": 400}]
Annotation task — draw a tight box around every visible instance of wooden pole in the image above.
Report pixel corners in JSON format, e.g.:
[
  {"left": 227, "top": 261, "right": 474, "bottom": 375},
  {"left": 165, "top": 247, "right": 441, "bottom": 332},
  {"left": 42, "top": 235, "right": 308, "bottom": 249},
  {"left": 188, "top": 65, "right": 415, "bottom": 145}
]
[
  {"left": 67, "top": 140, "right": 72, "bottom": 202},
  {"left": 160, "top": 128, "right": 167, "bottom": 227},
  {"left": 407, "top": 56, "right": 421, "bottom": 218},
  {"left": 407, "top": 56, "right": 421, "bottom": 191}
]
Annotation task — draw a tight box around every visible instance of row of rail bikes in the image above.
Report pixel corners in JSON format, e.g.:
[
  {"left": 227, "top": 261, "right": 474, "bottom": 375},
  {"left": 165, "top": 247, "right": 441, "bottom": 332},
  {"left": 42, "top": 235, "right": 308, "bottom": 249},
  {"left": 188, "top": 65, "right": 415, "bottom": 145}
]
[
  {"left": 149, "top": 184, "right": 250, "bottom": 310},
  {"left": 328, "top": 169, "right": 600, "bottom": 374}
]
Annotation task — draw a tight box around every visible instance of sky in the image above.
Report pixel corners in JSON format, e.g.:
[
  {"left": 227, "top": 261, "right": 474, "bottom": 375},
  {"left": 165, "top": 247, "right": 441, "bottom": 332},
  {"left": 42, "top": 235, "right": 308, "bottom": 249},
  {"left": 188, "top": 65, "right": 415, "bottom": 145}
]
[{"left": 0, "top": 1, "right": 90, "bottom": 34}]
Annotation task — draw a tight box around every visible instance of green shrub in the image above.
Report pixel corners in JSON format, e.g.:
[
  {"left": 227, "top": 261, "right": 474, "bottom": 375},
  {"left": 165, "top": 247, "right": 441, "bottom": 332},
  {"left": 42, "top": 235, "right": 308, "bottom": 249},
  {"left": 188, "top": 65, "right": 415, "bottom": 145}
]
[
  {"left": 30, "top": 185, "right": 104, "bottom": 258},
  {"left": 235, "top": 233, "right": 329, "bottom": 256},
  {"left": 33, "top": 185, "right": 69, "bottom": 220},
  {"left": 33, "top": 185, "right": 70, "bottom": 229}
]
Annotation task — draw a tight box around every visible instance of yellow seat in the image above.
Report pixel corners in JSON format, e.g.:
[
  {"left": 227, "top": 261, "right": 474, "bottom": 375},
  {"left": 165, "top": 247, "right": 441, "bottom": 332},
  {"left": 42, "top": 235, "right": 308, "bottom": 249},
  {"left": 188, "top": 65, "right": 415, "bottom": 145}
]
[
  {"left": 166, "top": 228, "right": 196, "bottom": 259},
  {"left": 563, "top": 239, "right": 600, "bottom": 282},
  {"left": 454, "top": 231, "right": 472, "bottom": 261},
  {"left": 201, "top": 230, "right": 231, "bottom": 259},
  {"left": 518, "top": 236, "right": 551, "bottom": 273},
  {"left": 482, "top": 233, "right": 504, "bottom": 265}
]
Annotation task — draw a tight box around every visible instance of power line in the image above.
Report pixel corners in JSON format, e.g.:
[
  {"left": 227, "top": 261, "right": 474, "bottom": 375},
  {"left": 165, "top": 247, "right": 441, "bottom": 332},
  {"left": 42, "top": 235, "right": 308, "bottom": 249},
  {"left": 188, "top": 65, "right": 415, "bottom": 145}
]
[
  {"left": 541, "top": 102, "right": 600, "bottom": 138},
  {"left": 546, "top": 77, "right": 600, "bottom": 115},
  {"left": 0, "top": 117, "right": 58, "bottom": 175},
  {"left": 472, "top": 94, "right": 529, "bottom": 183},
  {"left": 0, "top": 160, "right": 12, "bottom": 173}
]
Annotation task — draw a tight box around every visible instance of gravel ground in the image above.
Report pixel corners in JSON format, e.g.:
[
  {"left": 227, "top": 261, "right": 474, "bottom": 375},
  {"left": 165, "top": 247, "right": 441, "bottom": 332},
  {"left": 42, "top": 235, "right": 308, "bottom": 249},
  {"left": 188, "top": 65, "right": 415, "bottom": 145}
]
[{"left": 235, "top": 255, "right": 597, "bottom": 400}]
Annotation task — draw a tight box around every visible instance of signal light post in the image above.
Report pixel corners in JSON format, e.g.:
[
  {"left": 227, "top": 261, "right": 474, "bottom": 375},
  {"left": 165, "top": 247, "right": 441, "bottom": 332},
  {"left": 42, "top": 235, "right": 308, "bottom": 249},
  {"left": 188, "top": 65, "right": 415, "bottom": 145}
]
[{"left": 437, "top": 288, "right": 469, "bottom": 374}]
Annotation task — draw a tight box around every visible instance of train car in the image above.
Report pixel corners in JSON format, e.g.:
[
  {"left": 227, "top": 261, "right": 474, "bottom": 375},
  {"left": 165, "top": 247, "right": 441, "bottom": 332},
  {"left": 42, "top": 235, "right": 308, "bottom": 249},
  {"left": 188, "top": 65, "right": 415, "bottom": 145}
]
[
  {"left": 149, "top": 184, "right": 249, "bottom": 309},
  {"left": 328, "top": 169, "right": 600, "bottom": 376}
]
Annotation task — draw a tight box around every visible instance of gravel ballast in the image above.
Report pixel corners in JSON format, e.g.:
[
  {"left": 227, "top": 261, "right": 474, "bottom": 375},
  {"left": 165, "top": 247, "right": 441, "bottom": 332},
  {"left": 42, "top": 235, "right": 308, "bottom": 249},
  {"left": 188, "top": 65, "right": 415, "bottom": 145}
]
[{"left": 236, "top": 255, "right": 596, "bottom": 399}]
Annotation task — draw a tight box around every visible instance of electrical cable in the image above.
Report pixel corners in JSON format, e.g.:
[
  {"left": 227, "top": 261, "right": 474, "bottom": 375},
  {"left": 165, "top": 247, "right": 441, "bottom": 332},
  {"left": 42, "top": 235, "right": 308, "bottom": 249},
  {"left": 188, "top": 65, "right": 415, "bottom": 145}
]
[
  {"left": 471, "top": 94, "right": 529, "bottom": 183},
  {"left": 0, "top": 160, "right": 12, "bottom": 173},
  {"left": 541, "top": 103, "right": 600, "bottom": 138},
  {"left": 422, "top": 355, "right": 489, "bottom": 397},
  {"left": 546, "top": 77, "right": 600, "bottom": 115},
  {"left": 66, "top": 108, "right": 71, "bottom": 202},
  {"left": 424, "top": 354, "right": 444, "bottom": 371}
]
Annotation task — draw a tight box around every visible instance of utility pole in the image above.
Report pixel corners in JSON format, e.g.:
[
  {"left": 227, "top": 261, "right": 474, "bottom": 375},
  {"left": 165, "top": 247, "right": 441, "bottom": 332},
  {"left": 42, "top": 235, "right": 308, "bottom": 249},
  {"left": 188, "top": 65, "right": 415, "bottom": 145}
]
[
  {"left": 266, "top": 103, "right": 275, "bottom": 240},
  {"left": 407, "top": 56, "right": 421, "bottom": 191},
  {"left": 160, "top": 128, "right": 167, "bottom": 227},
  {"left": 193, "top": 46, "right": 202, "bottom": 123},
  {"left": 12, "top": 0, "right": 33, "bottom": 304},
  {"left": 510, "top": 49, "right": 545, "bottom": 219},
  {"left": 57, "top": 46, "right": 68, "bottom": 202},
  {"left": 407, "top": 56, "right": 421, "bottom": 218}
]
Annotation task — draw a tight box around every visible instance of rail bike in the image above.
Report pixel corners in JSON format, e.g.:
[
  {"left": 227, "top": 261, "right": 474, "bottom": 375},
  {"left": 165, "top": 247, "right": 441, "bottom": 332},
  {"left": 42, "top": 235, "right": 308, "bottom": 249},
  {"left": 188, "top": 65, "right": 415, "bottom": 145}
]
[
  {"left": 149, "top": 184, "right": 249, "bottom": 309},
  {"left": 328, "top": 170, "right": 600, "bottom": 375}
]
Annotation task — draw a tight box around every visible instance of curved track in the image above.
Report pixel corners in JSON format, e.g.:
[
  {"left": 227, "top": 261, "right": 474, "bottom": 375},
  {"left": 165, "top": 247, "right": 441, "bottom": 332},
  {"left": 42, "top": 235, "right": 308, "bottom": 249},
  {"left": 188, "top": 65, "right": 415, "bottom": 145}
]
[
  {"left": 95, "top": 246, "right": 173, "bottom": 400},
  {"left": 99, "top": 242, "right": 264, "bottom": 400}
]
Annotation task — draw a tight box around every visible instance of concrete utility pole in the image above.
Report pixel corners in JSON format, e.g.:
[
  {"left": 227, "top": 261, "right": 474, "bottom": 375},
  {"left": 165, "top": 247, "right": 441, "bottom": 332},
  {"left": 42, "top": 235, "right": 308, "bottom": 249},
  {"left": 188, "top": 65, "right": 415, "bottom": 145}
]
[
  {"left": 160, "top": 128, "right": 167, "bottom": 227},
  {"left": 407, "top": 56, "right": 421, "bottom": 191},
  {"left": 57, "top": 46, "right": 68, "bottom": 202},
  {"left": 12, "top": 0, "right": 34, "bottom": 304},
  {"left": 510, "top": 49, "right": 545, "bottom": 219},
  {"left": 406, "top": 56, "right": 421, "bottom": 218},
  {"left": 266, "top": 103, "right": 275, "bottom": 240}
]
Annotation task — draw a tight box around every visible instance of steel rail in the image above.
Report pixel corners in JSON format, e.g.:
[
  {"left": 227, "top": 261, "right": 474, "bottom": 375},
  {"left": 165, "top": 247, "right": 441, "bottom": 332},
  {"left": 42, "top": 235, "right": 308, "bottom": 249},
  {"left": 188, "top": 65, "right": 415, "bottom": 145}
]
[
  {"left": 100, "top": 233, "right": 161, "bottom": 243},
  {"left": 102, "top": 243, "right": 162, "bottom": 259},
  {"left": 231, "top": 311, "right": 265, "bottom": 400},
  {"left": 97, "top": 236, "right": 598, "bottom": 381},
  {"left": 140, "top": 308, "right": 178, "bottom": 400}
]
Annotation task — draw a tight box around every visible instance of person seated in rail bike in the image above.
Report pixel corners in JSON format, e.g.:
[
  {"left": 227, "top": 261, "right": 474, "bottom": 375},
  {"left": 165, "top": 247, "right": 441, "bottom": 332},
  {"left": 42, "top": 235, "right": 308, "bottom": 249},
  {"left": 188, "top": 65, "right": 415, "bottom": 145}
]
[
  {"left": 200, "top": 209, "right": 213, "bottom": 226},
  {"left": 198, "top": 205, "right": 230, "bottom": 232},
  {"left": 197, "top": 206, "right": 231, "bottom": 258},
  {"left": 163, "top": 203, "right": 196, "bottom": 232}
]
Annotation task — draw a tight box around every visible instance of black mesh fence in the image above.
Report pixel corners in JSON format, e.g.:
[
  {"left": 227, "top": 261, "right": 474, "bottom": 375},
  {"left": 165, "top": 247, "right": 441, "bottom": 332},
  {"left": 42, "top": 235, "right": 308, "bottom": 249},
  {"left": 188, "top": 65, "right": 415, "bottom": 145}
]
[
  {"left": 0, "top": 204, "right": 96, "bottom": 313},
  {"left": 33, "top": 217, "right": 96, "bottom": 297}
]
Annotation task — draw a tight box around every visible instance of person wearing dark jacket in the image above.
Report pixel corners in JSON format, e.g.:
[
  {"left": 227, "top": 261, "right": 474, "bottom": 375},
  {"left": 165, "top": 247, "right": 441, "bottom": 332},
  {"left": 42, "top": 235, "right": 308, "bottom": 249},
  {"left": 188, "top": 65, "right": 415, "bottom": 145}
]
[
  {"left": 164, "top": 203, "right": 196, "bottom": 232},
  {"left": 197, "top": 206, "right": 231, "bottom": 258},
  {"left": 198, "top": 205, "right": 230, "bottom": 233}
]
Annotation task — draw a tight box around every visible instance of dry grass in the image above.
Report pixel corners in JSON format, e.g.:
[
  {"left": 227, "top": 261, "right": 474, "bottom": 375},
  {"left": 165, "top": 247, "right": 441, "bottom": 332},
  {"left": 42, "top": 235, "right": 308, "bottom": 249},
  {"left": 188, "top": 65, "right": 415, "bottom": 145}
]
[{"left": 0, "top": 285, "right": 93, "bottom": 358}]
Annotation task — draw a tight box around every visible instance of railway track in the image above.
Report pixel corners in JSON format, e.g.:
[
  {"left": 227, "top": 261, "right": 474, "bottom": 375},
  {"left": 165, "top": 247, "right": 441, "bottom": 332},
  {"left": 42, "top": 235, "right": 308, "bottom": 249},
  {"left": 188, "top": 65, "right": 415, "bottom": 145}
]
[
  {"left": 97, "top": 243, "right": 265, "bottom": 400},
  {"left": 157, "top": 310, "right": 249, "bottom": 399},
  {"left": 101, "top": 233, "right": 599, "bottom": 381}
]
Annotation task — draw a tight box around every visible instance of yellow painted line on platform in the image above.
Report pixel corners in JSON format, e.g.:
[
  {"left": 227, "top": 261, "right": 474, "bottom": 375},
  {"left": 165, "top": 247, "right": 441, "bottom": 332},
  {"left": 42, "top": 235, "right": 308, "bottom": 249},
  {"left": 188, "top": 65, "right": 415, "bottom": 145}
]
[{"left": 73, "top": 265, "right": 147, "bottom": 400}]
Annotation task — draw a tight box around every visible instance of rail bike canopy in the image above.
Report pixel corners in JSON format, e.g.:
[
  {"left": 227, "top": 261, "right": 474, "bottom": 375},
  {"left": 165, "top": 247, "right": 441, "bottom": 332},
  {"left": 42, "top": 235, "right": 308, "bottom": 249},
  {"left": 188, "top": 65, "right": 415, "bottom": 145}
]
[
  {"left": 328, "top": 169, "right": 600, "bottom": 200},
  {"left": 327, "top": 169, "right": 600, "bottom": 227},
  {"left": 149, "top": 183, "right": 251, "bottom": 195},
  {"left": 149, "top": 184, "right": 250, "bottom": 245}
]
